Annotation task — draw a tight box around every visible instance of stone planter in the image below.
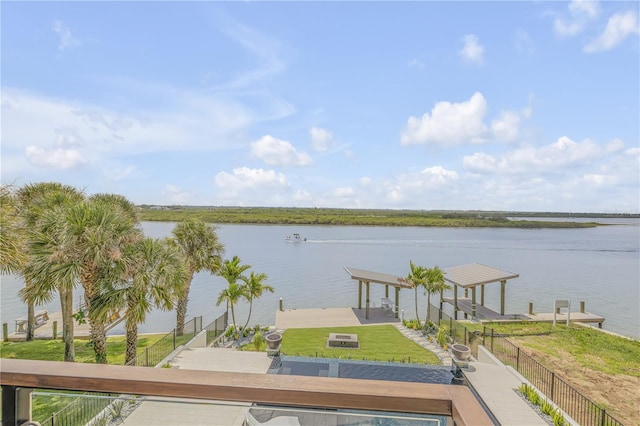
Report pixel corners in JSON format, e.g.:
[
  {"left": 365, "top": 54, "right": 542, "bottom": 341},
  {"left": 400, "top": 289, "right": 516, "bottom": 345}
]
[
  {"left": 451, "top": 344, "right": 471, "bottom": 361},
  {"left": 265, "top": 332, "right": 282, "bottom": 350}
]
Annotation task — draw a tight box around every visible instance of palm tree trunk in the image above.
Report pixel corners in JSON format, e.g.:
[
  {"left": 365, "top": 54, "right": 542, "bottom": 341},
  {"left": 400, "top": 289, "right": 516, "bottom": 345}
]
[
  {"left": 176, "top": 272, "right": 194, "bottom": 336},
  {"left": 425, "top": 293, "right": 432, "bottom": 326},
  {"left": 242, "top": 299, "right": 253, "bottom": 331},
  {"left": 125, "top": 315, "right": 138, "bottom": 365},
  {"left": 26, "top": 302, "right": 35, "bottom": 341},
  {"left": 230, "top": 303, "right": 237, "bottom": 337},
  {"left": 90, "top": 319, "right": 108, "bottom": 364},
  {"left": 414, "top": 288, "right": 421, "bottom": 327},
  {"left": 60, "top": 287, "right": 75, "bottom": 362}
]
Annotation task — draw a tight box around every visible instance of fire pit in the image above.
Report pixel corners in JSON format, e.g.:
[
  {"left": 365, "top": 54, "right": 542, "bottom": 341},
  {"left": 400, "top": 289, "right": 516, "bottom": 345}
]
[{"left": 265, "top": 332, "right": 282, "bottom": 350}]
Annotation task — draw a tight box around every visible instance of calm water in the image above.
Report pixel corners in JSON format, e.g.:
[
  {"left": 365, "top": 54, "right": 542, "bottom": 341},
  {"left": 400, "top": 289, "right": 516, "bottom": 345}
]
[{"left": 2, "top": 219, "right": 638, "bottom": 339}]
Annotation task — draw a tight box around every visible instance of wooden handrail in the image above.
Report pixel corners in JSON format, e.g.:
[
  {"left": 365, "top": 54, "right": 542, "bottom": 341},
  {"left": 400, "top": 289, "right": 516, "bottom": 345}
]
[{"left": 0, "top": 359, "right": 492, "bottom": 425}]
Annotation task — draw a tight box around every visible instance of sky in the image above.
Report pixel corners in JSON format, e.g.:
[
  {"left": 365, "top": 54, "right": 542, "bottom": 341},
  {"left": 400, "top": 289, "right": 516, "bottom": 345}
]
[{"left": 2, "top": 1, "right": 639, "bottom": 213}]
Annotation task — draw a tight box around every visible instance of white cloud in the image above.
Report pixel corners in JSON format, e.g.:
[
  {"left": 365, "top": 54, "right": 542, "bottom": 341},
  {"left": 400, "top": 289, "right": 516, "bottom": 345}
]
[
  {"left": 163, "top": 185, "right": 192, "bottom": 204},
  {"left": 401, "top": 93, "right": 532, "bottom": 146},
  {"left": 554, "top": 0, "right": 600, "bottom": 36},
  {"left": 408, "top": 58, "right": 426, "bottom": 69},
  {"left": 214, "top": 167, "right": 289, "bottom": 191},
  {"left": 463, "top": 136, "right": 612, "bottom": 174},
  {"left": 459, "top": 34, "right": 485, "bottom": 65},
  {"left": 570, "top": 0, "right": 600, "bottom": 19},
  {"left": 52, "top": 20, "right": 80, "bottom": 50},
  {"left": 251, "top": 135, "right": 313, "bottom": 167},
  {"left": 584, "top": 10, "right": 640, "bottom": 53},
  {"left": 401, "top": 92, "right": 489, "bottom": 146},
  {"left": 25, "top": 146, "right": 88, "bottom": 169},
  {"left": 310, "top": 127, "right": 333, "bottom": 152},
  {"left": 515, "top": 29, "right": 535, "bottom": 54}
]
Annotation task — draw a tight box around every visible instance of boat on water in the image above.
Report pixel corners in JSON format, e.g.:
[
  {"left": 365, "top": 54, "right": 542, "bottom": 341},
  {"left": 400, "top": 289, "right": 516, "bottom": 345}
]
[{"left": 285, "top": 233, "right": 307, "bottom": 243}]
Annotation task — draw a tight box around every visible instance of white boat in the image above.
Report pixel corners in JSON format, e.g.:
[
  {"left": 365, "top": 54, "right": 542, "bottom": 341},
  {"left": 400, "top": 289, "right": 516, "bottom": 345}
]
[{"left": 285, "top": 233, "right": 307, "bottom": 243}]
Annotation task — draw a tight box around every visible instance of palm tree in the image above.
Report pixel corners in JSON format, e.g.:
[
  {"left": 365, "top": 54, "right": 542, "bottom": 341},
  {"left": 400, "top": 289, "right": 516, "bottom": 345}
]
[
  {"left": 171, "top": 219, "right": 224, "bottom": 335},
  {"left": 423, "top": 266, "right": 450, "bottom": 325},
  {"left": 92, "top": 237, "right": 187, "bottom": 364},
  {"left": 0, "top": 185, "right": 26, "bottom": 274},
  {"left": 16, "top": 182, "right": 83, "bottom": 355},
  {"left": 241, "top": 271, "right": 273, "bottom": 331},
  {"left": 406, "top": 260, "right": 427, "bottom": 328},
  {"left": 216, "top": 256, "right": 250, "bottom": 335},
  {"left": 35, "top": 195, "right": 143, "bottom": 363}
]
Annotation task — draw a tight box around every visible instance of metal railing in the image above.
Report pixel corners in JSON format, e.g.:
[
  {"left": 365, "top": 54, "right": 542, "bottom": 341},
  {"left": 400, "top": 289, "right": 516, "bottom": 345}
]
[
  {"left": 427, "top": 304, "right": 624, "bottom": 426},
  {"left": 204, "top": 311, "right": 228, "bottom": 346},
  {"left": 38, "top": 392, "right": 114, "bottom": 426},
  {"left": 487, "top": 333, "right": 623, "bottom": 426},
  {"left": 125, "top": 315, "right": 202, "bottom": 367},
  {"left": 37, "top": 314, "right": 212, "bottom": 426}
]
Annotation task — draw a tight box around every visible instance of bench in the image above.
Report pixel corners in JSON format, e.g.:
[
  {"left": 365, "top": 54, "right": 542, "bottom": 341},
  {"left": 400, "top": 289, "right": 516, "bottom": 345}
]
[
  {"left": 15, "top": 310, "right": 49, "bottom": 333},
  {"left": 381, "top": 297, "right": 394, "bottom": 311},
  {"left": 327, "top": 333, "right": 359, "bottom": 348}
]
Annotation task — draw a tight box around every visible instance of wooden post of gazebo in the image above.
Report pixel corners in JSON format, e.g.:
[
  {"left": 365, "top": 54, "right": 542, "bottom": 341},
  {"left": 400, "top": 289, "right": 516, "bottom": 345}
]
[
  {"left": 358, "top": 281, "right": 362, "bottom": 310},
  {"left": 394, "top": 287, "right": 400, "bottom": 318},
  {"left": 500, "top": 280, "right": 506, "bottom": 315},
  {"left": 481, "top": 284, "right": 485, "bottom": 306},
  {"left": 453, "top": 285, "right": 458, "bottom": 320},
  {"left": 365, "top": 282, "right": 370, "bottom": 319},
  {"left": 471, "top": 287, "right": 477, "bottom": 319}
]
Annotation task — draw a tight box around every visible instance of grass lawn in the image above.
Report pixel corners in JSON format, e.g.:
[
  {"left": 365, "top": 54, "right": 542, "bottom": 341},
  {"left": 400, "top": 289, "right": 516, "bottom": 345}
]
[
  {"left": 1, "top": 334, "right": 167, "bottom": 422},
  {"left": 276, "top": 325, "right": 441, "bottom": 364},
  {"left": 457, "top": 321, "right": 640, "bottom": 424},
  {"left": 0, "top": 334, "right": 167, "bottom": 365}
]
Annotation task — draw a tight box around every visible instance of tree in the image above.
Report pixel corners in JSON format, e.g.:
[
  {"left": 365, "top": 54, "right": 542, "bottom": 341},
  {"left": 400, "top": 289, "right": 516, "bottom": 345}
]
[
  {"left": 171, "top": 219, "right": 224, "bottom": 335},
  {"left": 423, "top": 266, "right": 450, "bottom": 325},
  {"left": 0, "top": 185, "right": 26, "bottom": 274},
  {"left": 16, "top": 182, "right": 83, "bottom": 359},
  {"left": 30, "top": 194, "right": 143, "bottom": 363},
  {"left": 92, "top": 237, "right": 187, "bottom": 364},
  {"left": 216, "top": 256, "right": 250, "bottom": 335},
  {"left": 406, "top": 260, "right": 427, "bottom": 328},
  {"left": 241, "top": 271, "right": 273, "bottom": 331}
]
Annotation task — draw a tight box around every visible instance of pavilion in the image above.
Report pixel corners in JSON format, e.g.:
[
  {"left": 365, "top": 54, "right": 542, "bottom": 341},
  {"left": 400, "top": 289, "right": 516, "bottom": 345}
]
[
  {"left": 441, "top": 263, "right": 519, "bottom": 320},
  {"left": 343, "top": 266, "right": 413, "bottom": 319}
]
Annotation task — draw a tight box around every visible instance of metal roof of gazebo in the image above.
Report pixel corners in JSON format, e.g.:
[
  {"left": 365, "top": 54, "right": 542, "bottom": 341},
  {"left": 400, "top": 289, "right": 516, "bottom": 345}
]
[
  {"left": 343, "top": 266, "right": 412, "bottom": 320},
  {"left": 343, "top": 267, "right": 413, "bottom": 289},
  {"left": 444, "top": 263, "right": 519, "bottom": 288},
  {"left": 442, "top": 263, "right": 519, "bottom": 319}
]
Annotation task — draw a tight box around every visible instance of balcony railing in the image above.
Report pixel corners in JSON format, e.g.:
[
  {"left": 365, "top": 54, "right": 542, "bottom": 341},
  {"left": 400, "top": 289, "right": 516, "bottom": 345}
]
[{"left": 1, "top": 359, "right": 492, "bottom": 426}]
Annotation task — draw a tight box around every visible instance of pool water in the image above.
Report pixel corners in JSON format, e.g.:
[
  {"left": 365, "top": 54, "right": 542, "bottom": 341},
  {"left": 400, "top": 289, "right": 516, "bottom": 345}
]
[{"left": 270, "top": 356, "right": 455, "bottom": 385}]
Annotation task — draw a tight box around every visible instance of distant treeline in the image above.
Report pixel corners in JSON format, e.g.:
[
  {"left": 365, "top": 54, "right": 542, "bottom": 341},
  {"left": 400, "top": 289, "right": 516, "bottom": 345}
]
[{"left": 137, "top": 206, "right": 619, "bottom": 228}]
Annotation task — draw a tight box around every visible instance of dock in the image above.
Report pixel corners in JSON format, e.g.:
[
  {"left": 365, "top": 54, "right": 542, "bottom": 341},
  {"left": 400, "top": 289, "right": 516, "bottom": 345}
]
[
  {"left": 7, "top": 309, "right": 124, "bottom": 342},
  {"left": 525, "top": 312, "right": 605, "bottom": 328},
  {"left": 442, "top": 297, "right": 605, "bottom": 328}
]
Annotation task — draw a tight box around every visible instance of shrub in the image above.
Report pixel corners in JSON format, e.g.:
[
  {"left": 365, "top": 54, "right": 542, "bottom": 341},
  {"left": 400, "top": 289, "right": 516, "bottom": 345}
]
[
  {"left": 436, "top": 325, "right": 449, "bottom": 347},
  {"left": 552, "top": 409, "right": 565, "bottom": 426},
  {"left": 253, "top": 332, "right": 265, "bottom": 351}
]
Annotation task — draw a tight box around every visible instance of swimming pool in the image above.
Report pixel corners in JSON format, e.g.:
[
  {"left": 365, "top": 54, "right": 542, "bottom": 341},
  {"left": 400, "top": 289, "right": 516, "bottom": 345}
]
[{"left": 269, "top": 356, "right": 455, "bottom": 385}]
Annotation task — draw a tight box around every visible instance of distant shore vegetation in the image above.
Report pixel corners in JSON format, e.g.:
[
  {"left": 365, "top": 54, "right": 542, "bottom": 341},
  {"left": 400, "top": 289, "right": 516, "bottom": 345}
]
[{"left": 138, "top": 206, "right": 637, "bottom": 228}]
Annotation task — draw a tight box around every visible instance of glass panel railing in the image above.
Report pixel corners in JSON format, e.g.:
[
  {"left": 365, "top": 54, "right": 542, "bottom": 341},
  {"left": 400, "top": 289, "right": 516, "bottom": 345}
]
[{"left": 30, "top": 391, "right": 448, "bottom": 426}]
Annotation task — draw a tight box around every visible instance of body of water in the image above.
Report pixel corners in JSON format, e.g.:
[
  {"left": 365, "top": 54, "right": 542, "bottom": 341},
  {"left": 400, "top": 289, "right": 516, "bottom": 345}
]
[{"left": 2, "top": 219, "right": 638, "bottom": 339}]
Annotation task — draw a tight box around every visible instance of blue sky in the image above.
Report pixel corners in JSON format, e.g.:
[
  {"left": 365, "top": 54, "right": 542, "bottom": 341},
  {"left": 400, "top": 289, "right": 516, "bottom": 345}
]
[{"left": 2, "top": 1, "right": 639, "bottom": 212}]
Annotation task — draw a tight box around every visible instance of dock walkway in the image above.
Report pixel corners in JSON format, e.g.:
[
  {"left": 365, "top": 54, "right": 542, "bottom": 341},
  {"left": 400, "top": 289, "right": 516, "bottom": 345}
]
[
  {"left": 442, "top": 297, "right": 604, "bottom": 327},
  {"left": 7, "top": 309, "right": 124, "bottom": 341}
]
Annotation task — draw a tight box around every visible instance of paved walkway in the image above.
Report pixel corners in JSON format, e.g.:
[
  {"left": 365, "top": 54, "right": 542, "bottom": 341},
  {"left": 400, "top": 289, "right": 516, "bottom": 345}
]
[{"left": 122, "top": 314, "right": 549, "bottom": 426}]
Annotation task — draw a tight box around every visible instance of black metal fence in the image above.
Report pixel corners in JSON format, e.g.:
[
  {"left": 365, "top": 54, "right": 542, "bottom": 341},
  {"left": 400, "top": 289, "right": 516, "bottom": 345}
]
[
  {"left": 37, "top": 314, "right": 219, "bottom": 426},
  {"left": 428, "top": 304, "right": 624, "bottom": 426},
  {"left": 486, "top": 333, "right": 623, "bottom": 426},
  {"left": 38, "top": 392, "right": 114, "bottom": 426},
  {"left": 205, "top": 311, "right": 228, "bottom": 346},
  {"left": 125, "top": 316, "right": 202, "bottom": 367}
]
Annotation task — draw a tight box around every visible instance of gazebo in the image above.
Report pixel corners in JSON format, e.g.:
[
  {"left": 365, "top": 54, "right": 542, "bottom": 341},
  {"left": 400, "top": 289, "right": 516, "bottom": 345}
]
[
  {"left": 441, "top": 263, "right": 519, "bottom": 320},
  {"left": 343, "top": 267, "right": 413, "bottom": 319}
]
